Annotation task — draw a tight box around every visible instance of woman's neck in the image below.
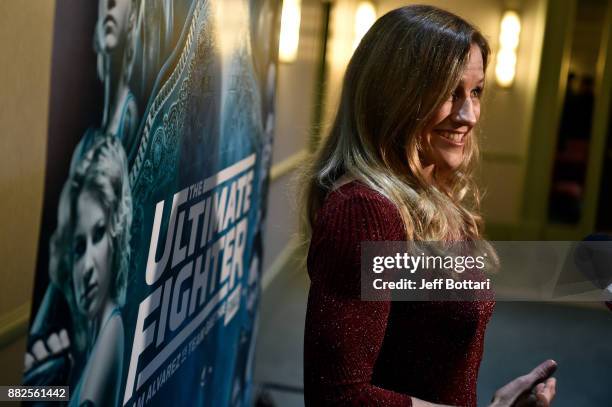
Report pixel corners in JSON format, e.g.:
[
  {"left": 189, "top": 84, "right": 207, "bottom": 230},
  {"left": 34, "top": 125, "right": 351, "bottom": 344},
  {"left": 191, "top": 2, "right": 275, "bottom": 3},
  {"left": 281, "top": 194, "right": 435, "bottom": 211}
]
[
  {"left": 420, "top": 163, "right": 452, "bottom": 191},
  {"left": 106, "top": 85, "right": 132, "bottom": 136},
  {"left": 421, "top": 163, "right": 435, "bottom": 184},
  {"left": 331, "top": 174, "right": 356, "bottom": 192},
  {"left": 89, "top": 299, "right": 118, "bottom": 346},
  {"left": 101, "top": 47, "right": 130, "bottom": 134}
]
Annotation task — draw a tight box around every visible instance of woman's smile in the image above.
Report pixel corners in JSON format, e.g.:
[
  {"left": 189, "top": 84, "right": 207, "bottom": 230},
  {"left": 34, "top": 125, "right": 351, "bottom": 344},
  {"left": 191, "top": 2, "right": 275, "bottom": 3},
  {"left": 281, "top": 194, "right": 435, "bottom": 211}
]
[{"left": 434, "top": 130, "right": 468, "bottom": 146}]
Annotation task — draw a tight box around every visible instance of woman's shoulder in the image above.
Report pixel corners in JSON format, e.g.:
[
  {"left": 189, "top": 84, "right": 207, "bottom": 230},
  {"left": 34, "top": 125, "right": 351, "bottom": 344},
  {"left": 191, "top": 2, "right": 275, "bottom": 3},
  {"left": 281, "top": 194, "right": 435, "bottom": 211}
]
[
  {"left": 313, "top": 180, "right": 405, "bottom": 242},
  {"left": 94, "top": 308, "right": 125, "bottom": 356},
  {"left": 78, "top": 312, "right": 123, "bottom": 406},
  {"left": 320, "top": 180, "right": 400, "bottom": 218}
]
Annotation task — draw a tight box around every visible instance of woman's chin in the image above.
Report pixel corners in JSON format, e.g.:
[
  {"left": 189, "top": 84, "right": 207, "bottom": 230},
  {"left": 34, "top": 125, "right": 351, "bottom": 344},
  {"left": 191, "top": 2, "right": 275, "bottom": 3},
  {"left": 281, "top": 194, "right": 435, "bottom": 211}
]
[
  {"left": 436, "top": 156, "right": 464, "bottom": 175},
  {"left": 79, "top": 300, "right": 102, "bottom": 320},
  {"left": 102, "top": 34, "right": 120, "bottom": 52}
]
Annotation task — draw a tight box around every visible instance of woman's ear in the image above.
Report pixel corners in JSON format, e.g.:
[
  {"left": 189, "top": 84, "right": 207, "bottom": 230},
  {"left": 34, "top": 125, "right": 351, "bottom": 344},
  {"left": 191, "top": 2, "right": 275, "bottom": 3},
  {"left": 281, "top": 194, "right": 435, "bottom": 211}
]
[{"left": 129, "top": 5, "right": 137, "bottom": 31}]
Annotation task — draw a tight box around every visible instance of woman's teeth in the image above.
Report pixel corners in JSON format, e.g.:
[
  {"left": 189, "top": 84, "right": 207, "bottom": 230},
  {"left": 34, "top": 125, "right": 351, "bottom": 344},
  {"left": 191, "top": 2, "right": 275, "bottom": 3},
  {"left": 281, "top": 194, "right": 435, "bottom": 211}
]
[{"left": 439, "top": 132, "right": 464, "bottom": 142}]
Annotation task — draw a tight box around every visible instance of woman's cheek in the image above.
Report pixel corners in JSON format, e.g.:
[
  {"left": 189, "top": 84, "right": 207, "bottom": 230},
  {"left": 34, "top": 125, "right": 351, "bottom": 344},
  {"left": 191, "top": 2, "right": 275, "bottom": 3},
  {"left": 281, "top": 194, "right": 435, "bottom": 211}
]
[
  {"left": 434, "top": 102, "right": 452, "bottom": 125},
  {"left": 473, "top": 103, "right": 481, "bottom": 122},
  {"left": 72, "top": 266, "right": 85, "bottom": 311}
]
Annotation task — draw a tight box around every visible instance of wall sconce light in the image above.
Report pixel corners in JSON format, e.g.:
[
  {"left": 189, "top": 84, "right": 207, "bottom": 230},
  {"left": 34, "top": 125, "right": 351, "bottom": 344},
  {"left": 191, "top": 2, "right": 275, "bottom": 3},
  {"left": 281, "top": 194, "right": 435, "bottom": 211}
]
[
  {"left": 495, "top": 10, "right": 521, "bottom": 88},
  {"left": 279, "top": 0, "right": 301, "bottom": 63},
  {"left": 353, "top": 1, "right": 376, "bottom": 50}
]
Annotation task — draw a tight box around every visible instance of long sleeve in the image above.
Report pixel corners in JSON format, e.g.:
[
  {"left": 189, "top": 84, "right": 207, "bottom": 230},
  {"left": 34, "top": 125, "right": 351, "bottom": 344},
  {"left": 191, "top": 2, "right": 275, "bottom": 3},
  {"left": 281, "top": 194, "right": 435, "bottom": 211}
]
[{"left": 304, "top": 185, "right": 413, "bottom": 406}]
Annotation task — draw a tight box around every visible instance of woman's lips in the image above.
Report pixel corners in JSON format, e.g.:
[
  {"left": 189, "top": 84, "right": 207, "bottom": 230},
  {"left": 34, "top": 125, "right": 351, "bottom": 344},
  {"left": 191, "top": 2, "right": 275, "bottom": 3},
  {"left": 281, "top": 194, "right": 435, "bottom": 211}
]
[
  {"left": 103, "top": 15, "right": 116, "bottom": 33},
  {"left": 103, "top": 15, "right": 116, "bottom": 26},
  {"left": 82, "top": 283, "right": 98, "bottom": 304},
  {"left": 434, "top": 130, "right": 466, "bottom": 146}
]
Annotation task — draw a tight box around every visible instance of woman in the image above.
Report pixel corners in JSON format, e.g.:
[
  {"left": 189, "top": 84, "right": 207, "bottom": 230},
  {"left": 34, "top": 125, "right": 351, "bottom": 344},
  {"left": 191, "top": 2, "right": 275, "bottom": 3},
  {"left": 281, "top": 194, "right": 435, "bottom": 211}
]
[
  {"left": 300, "top": 6, "right": 556, "bottom": 407},
  {"left": 59, "top": 135, "right": 131, "bottom": 406},
  {"left": 95, "top": 0, "right": 140, "bottom": 149},
  {"left": 27, "top": 135, "right": 132, "bottom": 406}
]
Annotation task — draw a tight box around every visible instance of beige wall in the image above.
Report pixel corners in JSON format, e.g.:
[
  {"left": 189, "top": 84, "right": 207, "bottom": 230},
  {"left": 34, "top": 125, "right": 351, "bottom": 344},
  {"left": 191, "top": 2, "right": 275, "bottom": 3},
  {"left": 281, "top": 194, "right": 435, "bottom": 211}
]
[
  {"left": 272, "top": 0, "right": 322, "bottom": 165},
  {"left": 477, "top": 0, "right": 547, "bottom": 224},
  {"left": 264, "top": 0, "right": 323, "bottom": 272},
  {"left": 0, "top": 0, "right": 55, "bottom": 381},
  {"left": 321, "top": 0, "right": 356, "bottom": 132}
]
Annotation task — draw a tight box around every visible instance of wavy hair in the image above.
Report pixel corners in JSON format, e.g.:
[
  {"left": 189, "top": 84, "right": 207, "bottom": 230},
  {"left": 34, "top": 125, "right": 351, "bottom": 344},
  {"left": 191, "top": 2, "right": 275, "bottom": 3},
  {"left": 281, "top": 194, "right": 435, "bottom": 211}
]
[
  {"left": 300, "top": 5, "right": 491, "bottom": 244},
  {"left": 50, "top": 134, "right": 132, "bottom": 351}
]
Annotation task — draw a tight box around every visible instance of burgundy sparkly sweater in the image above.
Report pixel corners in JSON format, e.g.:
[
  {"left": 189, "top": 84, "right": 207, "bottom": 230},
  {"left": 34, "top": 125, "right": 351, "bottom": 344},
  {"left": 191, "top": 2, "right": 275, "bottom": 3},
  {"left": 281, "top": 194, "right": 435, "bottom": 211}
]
[{"left": 304, "top": 181, "right": 494, "bottom": 407}]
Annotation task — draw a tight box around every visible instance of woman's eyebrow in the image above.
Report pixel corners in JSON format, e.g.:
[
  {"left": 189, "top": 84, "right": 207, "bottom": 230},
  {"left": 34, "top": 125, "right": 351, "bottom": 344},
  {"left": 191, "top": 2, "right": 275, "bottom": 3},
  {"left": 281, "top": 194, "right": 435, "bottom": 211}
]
[{"left": 459, "top": 76, "right": 485, "bottom": 86}]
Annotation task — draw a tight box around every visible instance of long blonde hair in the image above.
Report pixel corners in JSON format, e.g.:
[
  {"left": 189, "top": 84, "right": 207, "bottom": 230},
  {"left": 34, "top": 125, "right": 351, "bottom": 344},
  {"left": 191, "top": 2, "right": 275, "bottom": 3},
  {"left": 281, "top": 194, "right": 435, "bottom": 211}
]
[
  {"left": 300, "top": 5, "right": 491, "bottom": 243},
  {"left": 50, "top": 135, "right": 132, "bottom": 351}
]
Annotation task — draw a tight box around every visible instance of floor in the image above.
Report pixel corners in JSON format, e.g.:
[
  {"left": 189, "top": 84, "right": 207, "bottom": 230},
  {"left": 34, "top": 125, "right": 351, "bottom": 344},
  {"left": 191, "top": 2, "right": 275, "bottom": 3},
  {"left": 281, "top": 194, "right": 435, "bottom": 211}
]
[{"left": 253, "top": 260, "right": 612, "bottom": 407}]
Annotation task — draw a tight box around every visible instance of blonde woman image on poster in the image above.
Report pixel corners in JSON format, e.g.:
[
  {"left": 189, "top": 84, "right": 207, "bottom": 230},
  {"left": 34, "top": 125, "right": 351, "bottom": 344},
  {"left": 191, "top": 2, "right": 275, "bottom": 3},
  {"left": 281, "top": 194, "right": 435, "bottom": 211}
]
[{"left": 25, "top": 136, "right": 132, "bottom": 407}]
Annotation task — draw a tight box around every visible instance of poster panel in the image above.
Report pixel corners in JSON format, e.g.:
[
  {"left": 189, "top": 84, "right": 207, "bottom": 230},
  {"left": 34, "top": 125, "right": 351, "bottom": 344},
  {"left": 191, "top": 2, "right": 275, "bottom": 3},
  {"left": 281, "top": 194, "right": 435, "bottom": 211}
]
[{"left": 23, "top": 1, "right": 279, "bottom": 406}]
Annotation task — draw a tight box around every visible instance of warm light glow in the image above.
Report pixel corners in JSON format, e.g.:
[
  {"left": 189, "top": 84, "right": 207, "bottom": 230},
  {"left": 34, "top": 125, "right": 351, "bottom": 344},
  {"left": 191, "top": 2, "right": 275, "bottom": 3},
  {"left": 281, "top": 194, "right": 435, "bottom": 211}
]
[
  {"left": 496, "top": 10, "right": 521, "bottom": 87},
  {"left": 279, "top": 0, "right": 301, "bottom": 63},
  {"left": 495, "top": 49, "right": 517, "bottom": 87},
  {"left": 499, "top": 11, "right": 521, "bottom": 50},
  {"left": 353, "top": 2, "right": 376, "bottom": 50}
]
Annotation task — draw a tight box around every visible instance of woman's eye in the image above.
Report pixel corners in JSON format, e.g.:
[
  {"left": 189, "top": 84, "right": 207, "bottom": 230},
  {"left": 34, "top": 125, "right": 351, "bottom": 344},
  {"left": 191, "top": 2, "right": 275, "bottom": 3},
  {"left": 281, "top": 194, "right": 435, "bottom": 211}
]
[
  {"left": 471, "top": 87, "right": 483, "bottom": 98},
  {"left": 93, "top": 224, "right": 106, "bottom": 244},
  {"left": 74, "top": 237, "right": 86, "bottom": 259}
]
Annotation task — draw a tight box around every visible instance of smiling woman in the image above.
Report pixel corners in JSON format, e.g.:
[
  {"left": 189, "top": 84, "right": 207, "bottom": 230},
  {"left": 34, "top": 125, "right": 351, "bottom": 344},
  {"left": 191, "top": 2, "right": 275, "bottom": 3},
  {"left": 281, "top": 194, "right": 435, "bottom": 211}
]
[
  {"left": 299, "top": 5, "right": 557, "bottom": 407},
  {"left": 421, "top": 43, "right": 485, "bottom": 181}
]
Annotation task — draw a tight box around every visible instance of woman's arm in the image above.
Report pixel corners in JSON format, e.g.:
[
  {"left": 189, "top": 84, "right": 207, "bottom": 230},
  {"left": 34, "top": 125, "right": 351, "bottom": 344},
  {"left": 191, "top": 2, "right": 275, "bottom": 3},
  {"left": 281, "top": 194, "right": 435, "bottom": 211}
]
[
  {"left": 304, "top": 191, "right": 415, "bottom": 406},
  {"left": 305, "top": 277, "right": 414, "bottom": 405},
  {"left": 78, "top": 313, "right": 124, "bottom": 406}
]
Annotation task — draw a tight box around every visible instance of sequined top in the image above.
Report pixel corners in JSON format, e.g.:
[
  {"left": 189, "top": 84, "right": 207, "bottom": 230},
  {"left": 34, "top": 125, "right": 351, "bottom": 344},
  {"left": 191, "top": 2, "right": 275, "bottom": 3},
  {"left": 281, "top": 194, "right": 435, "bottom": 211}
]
[{"left": 304, "top": 181, "right": 495, "bottom": 406}]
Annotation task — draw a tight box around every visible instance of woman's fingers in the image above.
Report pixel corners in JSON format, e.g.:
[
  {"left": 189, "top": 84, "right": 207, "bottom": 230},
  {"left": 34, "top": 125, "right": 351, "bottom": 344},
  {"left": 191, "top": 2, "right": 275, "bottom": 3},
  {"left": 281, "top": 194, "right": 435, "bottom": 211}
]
[
  {"left": 490, "top": 360, "right": 558, "bottom": 407},
  {"left": 534, "top": 383, "right": 545, "bottom": 394},
  {"left": 525, "top": 360, "right": 557, "bottom": 386},
  {"left": 511, "top": 359, "right": 557, "bottom": 395},
  {"left": 535, "top": 378, "right": 557, "bottom": 406}
]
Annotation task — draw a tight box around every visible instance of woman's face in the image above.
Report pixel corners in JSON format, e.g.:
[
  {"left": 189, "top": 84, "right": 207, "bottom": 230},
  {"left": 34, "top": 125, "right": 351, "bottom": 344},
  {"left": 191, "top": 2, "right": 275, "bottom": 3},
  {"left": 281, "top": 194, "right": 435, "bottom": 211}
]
[
  {"left": 97, "top": 0, "right": 132, "bottom": 52},
  {"left": 421, "top": 43, "right": 485, "bottom": 178},
  {"left": 72, "top": 190, "right": 113, "bottom": 319}
]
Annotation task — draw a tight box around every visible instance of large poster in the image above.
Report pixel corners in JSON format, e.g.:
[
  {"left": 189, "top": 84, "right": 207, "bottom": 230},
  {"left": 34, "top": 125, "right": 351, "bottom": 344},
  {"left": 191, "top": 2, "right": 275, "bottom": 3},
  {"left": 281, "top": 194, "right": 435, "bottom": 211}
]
[{"left": 23, "top": 1, "right": 279, "bottom": 406}]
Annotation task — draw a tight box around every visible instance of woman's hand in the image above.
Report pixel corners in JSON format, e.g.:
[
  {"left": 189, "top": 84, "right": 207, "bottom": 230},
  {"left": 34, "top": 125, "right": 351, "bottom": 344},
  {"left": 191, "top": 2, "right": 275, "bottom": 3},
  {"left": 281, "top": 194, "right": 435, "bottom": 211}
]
[{"left": 489, "top": 359, "right": 557, "bottom": 407}]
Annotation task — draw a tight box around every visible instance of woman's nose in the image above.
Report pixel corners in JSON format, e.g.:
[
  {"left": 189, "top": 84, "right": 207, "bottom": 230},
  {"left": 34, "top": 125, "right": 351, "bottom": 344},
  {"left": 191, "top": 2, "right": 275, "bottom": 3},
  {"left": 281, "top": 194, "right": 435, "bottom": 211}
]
[
  {"left": 82, "top": 243, "right": 95, "bottom": 279},
  {"left": 454, "top": 98, "right": 477, "bottom": 127}
]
